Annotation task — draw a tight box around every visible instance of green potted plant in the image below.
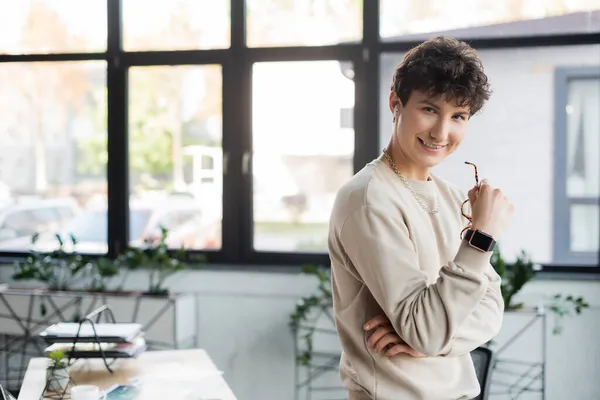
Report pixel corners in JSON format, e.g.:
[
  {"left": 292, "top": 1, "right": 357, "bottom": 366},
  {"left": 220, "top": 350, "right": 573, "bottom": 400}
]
[
  {"left": 490, "top": 245, "right": 589, "bottom": 334},
  {"left": 12, "top": 233, "right": 91, "bottom": 292},
  {"left": 490, "top": 246, "right": 535, "bottom": 310},
  {"left": 117, "top": 226, "right": 203, "bottom": 295},
  {"left": 108, "top": 226, "right": 204, "bottom": 348},
  {"left": 11, "top": 233, "right": 97, "bottom": 317},
  {"left": 88, "top": 256, "right": 120, "bottom": 293},
  {"left": 289, "top": 264, "right": 333, "bottom": 365},
  {"left": 5, "top": 227, "right": 202, "bottom": 349},
  {"left": 45, "top": 350, "right": 69, "bottom": 392}
]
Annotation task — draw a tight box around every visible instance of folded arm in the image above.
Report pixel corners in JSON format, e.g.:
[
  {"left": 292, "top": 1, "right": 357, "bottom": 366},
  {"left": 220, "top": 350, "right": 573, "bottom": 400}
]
[
  {"left": 338, "top": 205, "right": 496, "bottom": 357},
  {"left": 438, "top": 264, "right": 504, "bottom": 356}
]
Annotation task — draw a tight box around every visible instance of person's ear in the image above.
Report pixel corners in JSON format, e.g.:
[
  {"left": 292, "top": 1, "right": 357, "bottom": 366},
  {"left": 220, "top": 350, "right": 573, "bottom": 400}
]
[
  {"left": 388, "top": 91, "right": 402, "bottom": 123},
  {"left": 392, "top": 103, "right": 402, "bottom": 123}
]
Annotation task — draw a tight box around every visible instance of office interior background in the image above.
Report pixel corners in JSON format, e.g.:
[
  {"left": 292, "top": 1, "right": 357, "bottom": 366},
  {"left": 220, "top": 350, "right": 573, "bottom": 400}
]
[{"left": 0, "top": 0, "right": 599, "bottom": 399}]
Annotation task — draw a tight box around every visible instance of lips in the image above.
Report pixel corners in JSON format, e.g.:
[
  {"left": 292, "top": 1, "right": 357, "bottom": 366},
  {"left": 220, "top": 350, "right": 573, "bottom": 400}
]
[{"left": 418, "top": 138, "right": 446, "bottom": 150}]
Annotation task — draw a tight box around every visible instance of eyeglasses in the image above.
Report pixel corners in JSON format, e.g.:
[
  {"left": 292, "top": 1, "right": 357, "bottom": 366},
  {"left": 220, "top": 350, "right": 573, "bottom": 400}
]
[{"left": 460, "top": 161, "right": 479, "bottom": 239}]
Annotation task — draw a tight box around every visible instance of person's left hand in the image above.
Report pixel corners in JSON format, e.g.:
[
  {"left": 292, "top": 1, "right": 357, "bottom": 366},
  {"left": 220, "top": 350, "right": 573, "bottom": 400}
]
[{"left": 364, "top": 315, "right": 427, "bottom": 357}]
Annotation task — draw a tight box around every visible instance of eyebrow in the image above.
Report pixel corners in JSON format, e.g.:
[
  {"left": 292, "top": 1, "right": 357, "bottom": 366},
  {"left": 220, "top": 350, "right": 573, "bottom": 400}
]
[{"left": 420, "top": 100, "right": 470, "bottom": 115}]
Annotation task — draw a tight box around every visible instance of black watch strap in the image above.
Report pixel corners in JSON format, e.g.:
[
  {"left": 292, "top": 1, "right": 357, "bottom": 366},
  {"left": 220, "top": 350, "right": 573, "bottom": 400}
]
[{"left": 464, "top": 229, "right": 496, "bottom": 253}]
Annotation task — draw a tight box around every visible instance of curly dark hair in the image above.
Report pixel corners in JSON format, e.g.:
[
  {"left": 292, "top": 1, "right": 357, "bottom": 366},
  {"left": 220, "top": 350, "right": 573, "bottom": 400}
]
[{"left": 391, "top": 36, "right": 491, "bottom": 116}]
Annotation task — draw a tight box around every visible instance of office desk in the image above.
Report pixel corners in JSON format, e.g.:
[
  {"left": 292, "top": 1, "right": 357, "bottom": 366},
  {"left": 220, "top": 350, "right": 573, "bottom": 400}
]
[{"left": 18, "top": 349, "right": 237, "bottom": 400}]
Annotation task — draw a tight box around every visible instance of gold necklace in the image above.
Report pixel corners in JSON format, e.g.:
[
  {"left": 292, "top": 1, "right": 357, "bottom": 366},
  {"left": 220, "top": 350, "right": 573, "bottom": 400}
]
[{"left": 382, "top": 148, "right": 439, "bottom": 215}]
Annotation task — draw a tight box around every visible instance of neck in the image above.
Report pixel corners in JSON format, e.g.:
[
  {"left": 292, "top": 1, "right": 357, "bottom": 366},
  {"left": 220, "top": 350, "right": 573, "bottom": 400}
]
[{"left": 384, "top": 139, "right": 431, "bottom": 181}]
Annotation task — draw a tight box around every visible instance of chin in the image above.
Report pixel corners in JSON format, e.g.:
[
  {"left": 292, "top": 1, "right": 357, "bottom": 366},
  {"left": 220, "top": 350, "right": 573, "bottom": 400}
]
[
  {"left": 416, "top": 151, "right": 449, "bottom": 168},
  {"left": 422, "top": 159, "right": 443, "bottom": 169}
]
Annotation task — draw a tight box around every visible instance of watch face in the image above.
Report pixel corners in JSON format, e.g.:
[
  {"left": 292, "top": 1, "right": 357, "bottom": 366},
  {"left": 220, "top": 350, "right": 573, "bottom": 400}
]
[{"left": 470, "top": 230, "right": 494, "bottom": 251}]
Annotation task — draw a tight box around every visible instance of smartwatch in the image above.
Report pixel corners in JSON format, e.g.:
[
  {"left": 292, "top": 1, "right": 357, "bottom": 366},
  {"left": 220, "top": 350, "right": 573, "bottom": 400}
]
[{"left": 464, "top": 228, "right": 496, "bottom": 253}]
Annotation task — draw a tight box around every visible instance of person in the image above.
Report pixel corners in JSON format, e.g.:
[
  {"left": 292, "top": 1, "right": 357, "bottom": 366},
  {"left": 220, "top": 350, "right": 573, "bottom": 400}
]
[{"left": 328, "top": 36, "right": 514, "bottom": 400}]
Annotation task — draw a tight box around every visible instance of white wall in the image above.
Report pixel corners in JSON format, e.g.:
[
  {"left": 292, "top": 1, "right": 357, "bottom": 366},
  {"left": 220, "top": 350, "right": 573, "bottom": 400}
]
[{"left": 1, "top": 267, "right": 598, "bottom": 400}]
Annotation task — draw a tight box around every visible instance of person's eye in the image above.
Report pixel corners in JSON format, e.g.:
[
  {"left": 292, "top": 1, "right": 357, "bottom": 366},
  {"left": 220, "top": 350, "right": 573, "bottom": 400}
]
[
  {"left": 423, "top": 107, "right": 436, "bottom": 113},
  {"left": 453, "top": 114, "right": 467, "bottom": 121}
]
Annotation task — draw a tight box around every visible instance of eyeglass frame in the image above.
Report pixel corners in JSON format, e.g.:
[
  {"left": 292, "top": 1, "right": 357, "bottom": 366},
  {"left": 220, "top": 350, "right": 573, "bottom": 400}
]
[{"left": 460, "top": 161, "right": 479, "bottom": 239}]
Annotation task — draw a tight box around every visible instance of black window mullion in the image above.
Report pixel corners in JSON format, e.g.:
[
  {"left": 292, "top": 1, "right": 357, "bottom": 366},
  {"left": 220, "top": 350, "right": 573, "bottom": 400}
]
[
  {"left": 0, "top": 53, "right": 106, "bottom": 63},
  {"left": 221, "top": 0, "right": 251, "bottom": 263},
  {"left": 246, "top": 45, "right": 361, "bottom": 62},
  {"left": 106, "top": 0, "right": 128, "bottom": 258},
  {"left": 353, "top": 0, "right": 379, "bottom": 174},
  {"left": 380, "top": 33, "right": 600, "bottom": 52},
  {"left": 120, "top": 50, "right": 228, "bottom": 66},
  {"left": 231, "top": 0, "right": 246, "bottom": 49}
]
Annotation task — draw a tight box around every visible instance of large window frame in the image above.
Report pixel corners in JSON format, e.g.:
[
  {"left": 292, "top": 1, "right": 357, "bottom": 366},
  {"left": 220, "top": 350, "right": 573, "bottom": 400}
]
[
  {"left": 0, "top": 0, "right": 598, "bottom": 273},
  {"left": 553, "top": 67, "right": 600, "bottom": 269}
]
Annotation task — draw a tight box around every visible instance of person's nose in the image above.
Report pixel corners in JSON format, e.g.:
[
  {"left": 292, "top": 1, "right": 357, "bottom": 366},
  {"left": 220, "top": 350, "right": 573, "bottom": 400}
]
[{"left": 429, "top": 119, "right": 450, "bottom": 144}]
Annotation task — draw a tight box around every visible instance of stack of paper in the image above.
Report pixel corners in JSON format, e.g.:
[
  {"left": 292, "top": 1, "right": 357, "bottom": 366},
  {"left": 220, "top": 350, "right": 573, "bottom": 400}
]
[
  {"left": 40, "top": 323, "right": 143, "bottom": 343},
  {"left": 40, "top": 322, "right": 146, "bottom": 359}
]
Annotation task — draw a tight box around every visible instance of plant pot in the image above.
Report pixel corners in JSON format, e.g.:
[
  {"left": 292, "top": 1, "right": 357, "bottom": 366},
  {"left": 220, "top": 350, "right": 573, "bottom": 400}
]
[{"left": 46, "top": 366, "right": 69, "bottom": 392}]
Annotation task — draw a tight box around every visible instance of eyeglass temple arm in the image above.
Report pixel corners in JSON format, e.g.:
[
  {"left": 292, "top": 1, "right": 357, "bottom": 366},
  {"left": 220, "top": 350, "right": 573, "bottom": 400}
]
[{"left": 464, "top": 161, "right": 479, "bottom": 186}]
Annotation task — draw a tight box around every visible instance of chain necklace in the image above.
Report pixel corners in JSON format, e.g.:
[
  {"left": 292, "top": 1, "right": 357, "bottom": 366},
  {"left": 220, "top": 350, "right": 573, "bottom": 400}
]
[{"left": 382, "top": 148, "right": 439, "bottom": 215}]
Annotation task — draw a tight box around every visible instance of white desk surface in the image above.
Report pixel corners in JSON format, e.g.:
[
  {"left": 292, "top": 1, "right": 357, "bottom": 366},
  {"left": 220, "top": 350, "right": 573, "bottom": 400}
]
[{"left": 18, "top": 349, "right": 237, "bottom": 400}]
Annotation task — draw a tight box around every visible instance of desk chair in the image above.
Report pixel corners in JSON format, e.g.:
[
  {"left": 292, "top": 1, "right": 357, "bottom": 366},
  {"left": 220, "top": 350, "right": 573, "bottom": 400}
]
[
  {"left": 470, "top": 346, "right": 494, "bottom": 400},
  {"left": 0, "top": 384, "right": 17, "bottom": 400}
]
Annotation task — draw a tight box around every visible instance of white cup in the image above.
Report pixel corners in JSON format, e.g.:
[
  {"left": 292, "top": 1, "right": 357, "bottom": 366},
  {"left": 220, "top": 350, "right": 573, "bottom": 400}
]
[{"left": 70, "top": 385, "right": 106, "bottom": 400}]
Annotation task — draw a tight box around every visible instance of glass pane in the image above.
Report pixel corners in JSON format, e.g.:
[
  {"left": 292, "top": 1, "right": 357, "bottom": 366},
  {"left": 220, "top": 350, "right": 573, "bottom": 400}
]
[
  {"left": 247, "top": 0, "right": 362, "bottom": 47},
  {"left": 380, "top": 0, "right": 600, "bottom": 41},
  {"left": 571, "top": 204, "right": 600, "bottom": 253},
  {"left": 252, "top": 61, "right": 354, "bottom": 252},
  {"left": 128, "top": 66, "right": 223, "bottom": 250},
  {"left": 566, "top": 78, "right": 600, "bottom": 198},
  {"left": 570, "top": 204, "right": 599, "bottom": 253},
  {"left": 0, "top": 61, "right": 107, "bottom": 253},
  {"left": 123, "top": 0, "right": 230, "bottom": 51},
  {"left": 0, "top": 0, "right": 107, "bottom": 54},
  {"left": 380, "top": 45, "right": 600, "bottom": 265}
]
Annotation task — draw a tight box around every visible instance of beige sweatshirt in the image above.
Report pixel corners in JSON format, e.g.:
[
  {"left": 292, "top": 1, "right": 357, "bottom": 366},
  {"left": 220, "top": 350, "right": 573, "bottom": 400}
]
[{"left": 328, "top": 158, "right": 504, "bottom": 400}]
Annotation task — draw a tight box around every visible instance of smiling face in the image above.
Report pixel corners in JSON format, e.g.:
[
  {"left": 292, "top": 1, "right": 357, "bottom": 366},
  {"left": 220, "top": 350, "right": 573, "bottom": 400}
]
[
  {"left": 385, "top": 37, "right": 491, "bottom": 180},
  {"left": 388, "top": 90, "right": 471, "bottom": 179}
]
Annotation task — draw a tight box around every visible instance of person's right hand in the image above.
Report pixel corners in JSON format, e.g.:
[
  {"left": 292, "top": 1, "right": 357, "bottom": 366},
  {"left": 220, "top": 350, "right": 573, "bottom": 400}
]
[
  {"left": 468, "top": 179, "right": 515, "bottom": 240},
  {"left": 364, "top": 315, "right": 427, "bottom": 358}
]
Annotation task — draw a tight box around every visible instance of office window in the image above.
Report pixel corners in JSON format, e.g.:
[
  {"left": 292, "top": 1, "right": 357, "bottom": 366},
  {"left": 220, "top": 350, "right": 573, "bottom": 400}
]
[
  {"left": 0, "top": 61, "right": 107, "bottom": 252},
  {"left": 554, "top": 72, "right": 599, "bottom": 264},
  {"left": 128, "top": 65, "right": 223, "bottom": 251},
  {"left": 380, "top": 45, "right": 600, "bottom": 266},
  {"left": 0, "top": 0, "right": 107, "bottom": 54},
  {"left": 252, "top": 61, "right": 355, "bottom": 252},
  {"left": 246, "top": 0, "right": 362, "bottom": 47},
  {"left": 123, "top": 0, "right": 230, "bottom": 51},
  {"left": 379, "top": 0, "right": 600, "bottom": 41}
]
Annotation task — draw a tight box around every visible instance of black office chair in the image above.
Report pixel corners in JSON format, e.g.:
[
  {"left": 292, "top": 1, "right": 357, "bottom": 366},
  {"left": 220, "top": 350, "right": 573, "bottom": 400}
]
[
  {"left": 470, "top": 346, "right": 494, "bottom": 400},
  {"left": 0, "top": 384, "right": 17, "bottom": 400}
]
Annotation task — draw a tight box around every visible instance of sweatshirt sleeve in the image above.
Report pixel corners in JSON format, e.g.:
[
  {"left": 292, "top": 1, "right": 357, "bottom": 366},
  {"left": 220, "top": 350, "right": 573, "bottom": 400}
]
[
  {"left": 438, "top": 263, "right": 504, "bottom": 356},
  {"left": 338, "top": 204, "right": 493, "bottom": 357}
]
